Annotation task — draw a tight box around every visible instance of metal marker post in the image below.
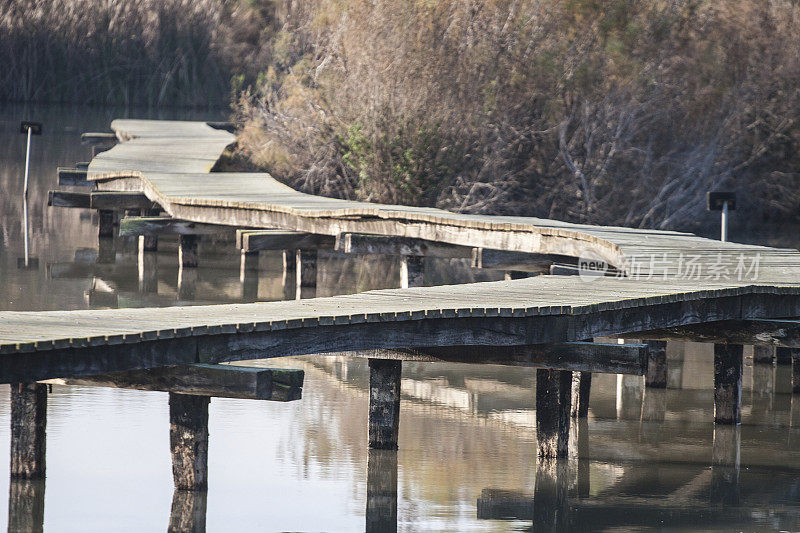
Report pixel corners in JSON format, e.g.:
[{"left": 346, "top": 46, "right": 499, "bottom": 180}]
[
  {"left": 721, "top": 201, "right": 728, "bottom": 242},
  {"left": 706, "top": 191, "right": 736, "bottom": 243},
  {"left": 23, "top": 126, "right": 31, "bottom": 198}
]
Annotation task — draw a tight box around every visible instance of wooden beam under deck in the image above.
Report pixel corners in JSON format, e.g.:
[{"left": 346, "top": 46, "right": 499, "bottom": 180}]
[
  {"left": 119, "top": 216, "right": 236, "bottom": 236},
  {"left": 615, "top": 319, "right": 800, "bottom": 347},
  {"left": 39, "top": 363, "right": 303, "bottom": 401},
  {"left": 236, "top": 229, "right": 335, "bottom": 252}
]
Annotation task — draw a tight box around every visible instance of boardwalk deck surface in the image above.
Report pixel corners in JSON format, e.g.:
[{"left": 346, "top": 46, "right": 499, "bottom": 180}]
[{"left": 3, "top": 119, "right": 800, "bottom": 374}]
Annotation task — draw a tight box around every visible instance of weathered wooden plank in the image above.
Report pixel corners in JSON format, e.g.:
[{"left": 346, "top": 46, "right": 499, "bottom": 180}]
[
  {"left": 473, "top": 248, "right": 569, "bottom": 273},
  {"left": 48, "top": 190, "right": 90, "bottom": 208},
  {"left": 237, "top": 229, "right": 335, "bottom": 252},
  {"left": 618, "top": 319, "right": 800, "bottom": 347},
  {"left": 81, "top": 132, "right": 117, "bottom": 145},
  {"left": 119, "top": 216, "right": 233, "bottom": 236},
  {"left": 57, "top": 167, "right": 90, "bottom": 186},
  {"left": 40, "top": 363, "right": 303, "bottom": 401},
  {"left": 338, "top": 233, "right": 472, "bottom": 258},
  {"left": 90, "top": 192, "right": 155, "bottom": 210},
  {"left": 363, "top": 342, "right": 647, "bottom": 375}
]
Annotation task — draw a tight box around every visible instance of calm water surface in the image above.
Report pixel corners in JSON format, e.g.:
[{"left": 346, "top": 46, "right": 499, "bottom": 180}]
[{"left": 1, "top": 104, "right": 800, "bottom": 531}]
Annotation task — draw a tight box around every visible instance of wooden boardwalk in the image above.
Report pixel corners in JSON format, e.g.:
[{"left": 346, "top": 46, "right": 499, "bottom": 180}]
[{"left": 3, "top": 119, "right": 800, "bottom": 367}]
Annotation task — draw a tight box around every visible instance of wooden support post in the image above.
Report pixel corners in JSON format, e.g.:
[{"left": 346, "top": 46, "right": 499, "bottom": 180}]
[
  {"left": 710, "top": 425, "right": 740, "bottom": 505},
  {"left": 169, "top": 489, "right": 207, "bottom": 533},
  {"left": 793, "top": 350, "right": 800, "bottom": 394},
  {"left": 574, "top": 419, "right": 590, "bottom": 497},
  {"left": 570, "top": 371, "right": 591, "bottom": 419},
  {"left": 98, "top": 209, "right": 115, "bottom": 238},
  {"left": 296, "top": 249, "right": 317, "bottom": 299},
  {"left": 774, "top": 363, "right": 793, "bottom": 413},
  {"left": 751, "top": 356, "right": 773, "bottom": 416},
  {"left": 776, "top": 347, "right": 793, "bottom": 365},
  {"left": 753, "top": 345, "right": 775, "bottom": 364},
  {"left": 666, "top": 342, "right": 685, "bottom": 389},
  {"left": 97, "top": 237, "right": 116, "bottom": 264},
  {"left": 139, "top": 210, "right": 160, "bottom": 252},
  {"left": 399, "top": 256, "right": 424, "bottom": 289},
  {"left": 10, "top": 383, "right": 47, "bottom": 480},
  {"left": 138, "top": 245, "right": 158, "bottom": 294},
  {"left": 536, "top": 369, "right": 572, "bottom": 458},
  {"left": 368, "top": 359, "right": 402, "bottom": 450},
  {"left": 365, "top": 449, "right": 398, "bottom": 533},
  {"left": 644, "top": 340, "right": 667, "bottom": 388},
  {"left": 240, "top": 251, "right": 259, "bottom": 301},
  {"left": 282, "top": 250, "right": 297, "bottom": 301},
  {"left": 178, "top": 235, "right": 199, "bottom": 269},
  {"left": 169, "top": 393, "right": 209, "bottom": 491},
  {"left": 714, "top": 344, "right": 743, "bottom": 425},
  {"left": 533, "top": 458, "right": 570, "bottom": 530},
  {"left": 504, "top": 271, "right": 529, "bottom": 280},
  {"left": 8, "top": 479, "right": 45, "bottom": 533}
]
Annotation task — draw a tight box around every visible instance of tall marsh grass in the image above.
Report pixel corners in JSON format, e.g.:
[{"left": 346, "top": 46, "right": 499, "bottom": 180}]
[{"left": 0, "top": 0, "right": 268, "bottom": 107}]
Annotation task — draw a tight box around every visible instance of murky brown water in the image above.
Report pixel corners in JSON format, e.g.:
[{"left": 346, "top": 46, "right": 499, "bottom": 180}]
[{"left": 1, "top": 104, "right": 800, "bottom": 531}]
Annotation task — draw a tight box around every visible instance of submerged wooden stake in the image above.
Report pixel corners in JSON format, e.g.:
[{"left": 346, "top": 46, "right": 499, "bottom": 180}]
[
  {"left": 169, "top": 393, "right": 209, "bottom": 491},
  {"left": 534, "top": 458, "right": 570, "bottom": 529},
  {"left": 368, "top": 359, "right": 402, "bottom": 450},
  {"left": 10, "top": 383, "right": 47, "bottom": 479},
  {"left": 168, "top": 489, "right": 207, "bottom": 533},
  {"left": 714, "top": 344, "right": 743, "bottom": 425},
  {"left": 753, "top": 345, "right": 775, "bottom": 364},
  {"left": 536, "top": 369, "right": 572, "bottom": 458},
  {"left": 98, "top": 209, "right": 115, "bottom": 239}
]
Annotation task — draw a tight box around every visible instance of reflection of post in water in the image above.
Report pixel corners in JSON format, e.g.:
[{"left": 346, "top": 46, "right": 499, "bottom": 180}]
[
  {"left": 774, "top": 362, "right": 793, "bottom": 415},
  {"left": 16, "top": 195, "right": 39, "bottom": 270},
  {"left": 534, "top": 458, "right": 570, "bottom": 531},
  {"left": 616, "top": 374, "right": 643, "bottom": 420},
  {"left": 296, "top": 249, "right": 317, "bottom": 299},
  {"left": 240, "top": 251, "right": 259, "bottom": 301},
  {"left": 751, "top": 359, "right": 774, "bottom": 415},
  {"left": 640, "top": 388, "right": 667, "bottom": 423},
  {"left": 710, "top": 425, "right": 740, "bottom": 506},
  {"left": 666, "top": 341, "right": 686, "bottom": 389},
  {"left": 138, "top": 244, "right": 158, "bottom": 294},
  {"left": 8, "top": 479, "right": 45, "bottom": 533},
  {"left": 168, "top": 489, "right": 207, "bottom": 533},
  {"left": 282, "top": 250, "right": 297, "bottom": 301},
  {"left": 8, "top": 383, "right": 48, "bottom": 532},
  {"left": 574, "top": 419, "right": 590, "bottom": 498},
  {"left": 365, "top": 449, "right": 398, "bottom": 533},
  {"left": 177, "top": 267, "right": 198, "bottom": 301}
]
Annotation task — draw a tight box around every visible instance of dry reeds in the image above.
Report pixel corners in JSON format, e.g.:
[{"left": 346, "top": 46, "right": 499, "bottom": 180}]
[
  {"left": 236, "top": 0, "right": 800, "bottom": 232},
  {"left": 0, "top": 0, "right": 269, "bottom": 107}
]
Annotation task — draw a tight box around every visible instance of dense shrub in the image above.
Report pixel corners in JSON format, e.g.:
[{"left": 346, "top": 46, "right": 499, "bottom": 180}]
[{"left": 236, "top": 0, "right": 800, "bottom": 232}]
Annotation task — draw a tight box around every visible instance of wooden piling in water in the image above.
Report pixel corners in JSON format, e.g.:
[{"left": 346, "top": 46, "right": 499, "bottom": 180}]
[
  {"left": 366, "top": 449, "right": 398, "bottom": 533},
  {"left": 714, "top": 344, "right": 743, "bottom": 425},
  {"left": 10, "top": 383, "right": 47, "bottom": 480},
  {"left": 368, "top": 359, "right": 402, "bottom": 450},
  {"left": 536, "top": 369, "right": 572, "bottom": 458},
  {"left": 644, "top": 340, "right": 667, "bottom": 389},
  {"left": 98, "top": 209, "right": 115, "bottom": 239},
  {"left": 282, "top": 250, "right": 297, "bottom": 301},
  {"left": 296, "top": 250, "right": 317, "bottom": 299},
  {"left": 570, "top": 371, "right": 591, "bottom": 418},
  {"left": 178, "top": 235, "right": 199, "bottom": 268},
  {"left": 169, "top": 393, "right": 209, "bottom": 491},
  {"left": 792, "top": 350, "right": 800, "bottom": 394},
  {"left": 776, "top": 347, "right": 794, "bottom": 365}
]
